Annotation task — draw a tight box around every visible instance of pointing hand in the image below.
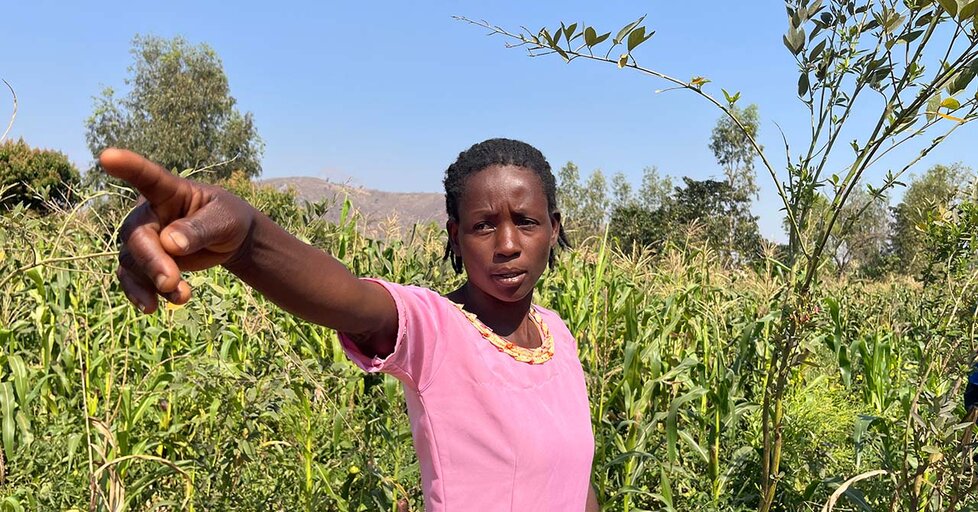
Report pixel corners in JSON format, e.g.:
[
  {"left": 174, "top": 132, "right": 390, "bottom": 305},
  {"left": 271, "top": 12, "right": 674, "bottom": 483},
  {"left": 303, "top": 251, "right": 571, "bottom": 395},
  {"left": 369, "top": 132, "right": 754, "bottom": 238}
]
[{"left": 101, "top": 148, "right": 256, "bottom": 313}]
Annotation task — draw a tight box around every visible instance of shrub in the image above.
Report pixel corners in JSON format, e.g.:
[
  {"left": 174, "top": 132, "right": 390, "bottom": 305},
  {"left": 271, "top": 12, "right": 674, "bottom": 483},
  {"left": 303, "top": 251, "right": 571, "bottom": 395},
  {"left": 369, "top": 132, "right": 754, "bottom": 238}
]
[{"left": 0, "top": 138, "right": 80, "bottom": 213}]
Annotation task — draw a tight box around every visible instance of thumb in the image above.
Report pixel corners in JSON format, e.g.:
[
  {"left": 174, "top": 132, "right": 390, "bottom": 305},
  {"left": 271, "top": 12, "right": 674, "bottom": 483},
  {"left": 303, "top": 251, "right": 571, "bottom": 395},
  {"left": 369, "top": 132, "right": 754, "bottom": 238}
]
[{"left": 159, "top": 198, "right": 251, "bottom": 258}]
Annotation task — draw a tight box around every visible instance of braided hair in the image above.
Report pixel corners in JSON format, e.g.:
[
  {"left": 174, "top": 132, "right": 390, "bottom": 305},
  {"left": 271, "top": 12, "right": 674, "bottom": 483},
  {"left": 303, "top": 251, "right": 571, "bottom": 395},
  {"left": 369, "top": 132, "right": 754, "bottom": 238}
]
[{"left": 443, "top": 138, "right": 571, "bottom": 274}]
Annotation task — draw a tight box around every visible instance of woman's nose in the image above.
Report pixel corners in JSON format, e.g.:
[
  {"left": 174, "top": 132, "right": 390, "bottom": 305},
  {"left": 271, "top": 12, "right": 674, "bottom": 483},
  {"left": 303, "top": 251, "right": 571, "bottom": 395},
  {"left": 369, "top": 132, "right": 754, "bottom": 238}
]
[{"left": 495, "top": 224, "right": 521, "bottom": 257}]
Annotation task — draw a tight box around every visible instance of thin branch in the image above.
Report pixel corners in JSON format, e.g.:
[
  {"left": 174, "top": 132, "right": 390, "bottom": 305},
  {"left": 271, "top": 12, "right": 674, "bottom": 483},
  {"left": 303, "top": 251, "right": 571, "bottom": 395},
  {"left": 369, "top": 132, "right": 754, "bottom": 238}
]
[
  {"left": 454, "top": 16, "right": 809, "bottom": 256},
  {"left": 0, "top": 79, "right": 16, "bottom": 144},
  {"left": 866, "top": 101, "right": 978, "bottom": 169},
  {"left": 803, "top": 36, "right": 978, "bottom": 292}
]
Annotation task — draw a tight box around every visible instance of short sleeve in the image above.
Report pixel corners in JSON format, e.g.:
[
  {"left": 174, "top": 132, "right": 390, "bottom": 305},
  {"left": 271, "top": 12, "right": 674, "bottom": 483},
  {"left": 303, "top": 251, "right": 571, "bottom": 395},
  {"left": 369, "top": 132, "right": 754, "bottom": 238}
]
[{"left": 337, "top": 279, "right": 445, "bottom": 391}]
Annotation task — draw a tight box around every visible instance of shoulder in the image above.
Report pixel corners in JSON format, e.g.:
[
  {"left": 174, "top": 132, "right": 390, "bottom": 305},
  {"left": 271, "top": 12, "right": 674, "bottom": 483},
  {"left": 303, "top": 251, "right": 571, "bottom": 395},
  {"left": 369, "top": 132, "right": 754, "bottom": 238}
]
[{"left": 363, "top": 278, "right": 451, "bottom": 310}]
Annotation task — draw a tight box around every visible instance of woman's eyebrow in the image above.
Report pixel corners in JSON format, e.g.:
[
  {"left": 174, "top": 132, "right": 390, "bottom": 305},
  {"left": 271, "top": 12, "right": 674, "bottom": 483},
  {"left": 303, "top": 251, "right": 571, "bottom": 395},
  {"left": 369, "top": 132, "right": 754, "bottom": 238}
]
[{"left": 467, "top": 205, "right": 498, "bottom": 216}]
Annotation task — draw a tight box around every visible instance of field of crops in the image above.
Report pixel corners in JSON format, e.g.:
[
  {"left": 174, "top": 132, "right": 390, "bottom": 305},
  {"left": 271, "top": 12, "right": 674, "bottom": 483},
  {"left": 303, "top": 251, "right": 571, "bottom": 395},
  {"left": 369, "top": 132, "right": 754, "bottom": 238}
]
[{"left": 1, "top": 179, "right": 976, "bottom": 511}]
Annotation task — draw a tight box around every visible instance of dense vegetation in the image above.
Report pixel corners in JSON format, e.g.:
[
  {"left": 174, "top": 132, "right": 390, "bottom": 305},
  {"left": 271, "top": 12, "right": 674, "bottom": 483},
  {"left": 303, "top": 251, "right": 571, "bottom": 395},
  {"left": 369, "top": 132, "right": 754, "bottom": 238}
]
[
  {"left": 3, "top": 1, "right": 978, "bottom": 510},
  {"left": 0, "top": 177, "right": 975, "bottom": 511},
  {"left": 0, "top": 139, "right": 79, "bottom": 213}
]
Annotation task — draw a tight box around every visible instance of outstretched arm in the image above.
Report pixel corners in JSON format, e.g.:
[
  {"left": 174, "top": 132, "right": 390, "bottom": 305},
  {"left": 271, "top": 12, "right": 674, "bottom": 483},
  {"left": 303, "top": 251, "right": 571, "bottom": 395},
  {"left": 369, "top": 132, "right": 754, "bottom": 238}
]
[{"left": 102, "top": 148, "right": 398, "bottom": 358}]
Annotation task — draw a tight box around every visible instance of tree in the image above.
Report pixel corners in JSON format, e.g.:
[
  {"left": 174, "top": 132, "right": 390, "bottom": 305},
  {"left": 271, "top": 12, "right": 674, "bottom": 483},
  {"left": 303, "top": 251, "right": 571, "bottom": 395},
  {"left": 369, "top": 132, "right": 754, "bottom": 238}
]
[
  {"left": 610, "top": 171, "right": 634, "bottom": 211},
  {"left": 609, "top": 177, "right": 761, "bottom": 260},
  {"left": 794, "top": 188, "right": 890, "bottom": 275},
  {"left": 86, "top": 35, "right": 264, "bottom": 181},
  {"left": 579, "top": 169, "right": 609, "bottom": 236},
  {"left": 669, "top": 177, "right": 762, "bottom": 261},
  {"left": 0, "top": 138, "right": 80, "bottom": 212},
  {"left": 557, "top": 161, "right": 586, "bottom": 234},
  {"left": 609, "top": 202, "right": 669, "bottom": 250},
  {"left": 608, "top": 168, "right": 674, "bottom": 252},
  {"left": 557, "top": 162, "right": 609, "bottom": 239},
  {"left": 637, "top": 166, "right": 672, "bottom": 211},
  {"left": 709, "top": 104, "right": 762, "bottom": 256},
  {"left": 891, "top": 163, "right": 974, "bottom": 275},
  {"left": 709, "top": 103, "right": 761, "bottom": 200},
  {"left": 827, "top": 188, "right": 890, "bottom": 274}
]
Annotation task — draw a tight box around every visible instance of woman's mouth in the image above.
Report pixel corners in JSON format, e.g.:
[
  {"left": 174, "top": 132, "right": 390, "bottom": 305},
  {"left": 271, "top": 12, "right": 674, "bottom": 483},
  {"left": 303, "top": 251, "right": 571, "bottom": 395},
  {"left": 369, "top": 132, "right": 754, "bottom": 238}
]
[{"left": 492, "top": 270, "right": 526, "bottom": 286}]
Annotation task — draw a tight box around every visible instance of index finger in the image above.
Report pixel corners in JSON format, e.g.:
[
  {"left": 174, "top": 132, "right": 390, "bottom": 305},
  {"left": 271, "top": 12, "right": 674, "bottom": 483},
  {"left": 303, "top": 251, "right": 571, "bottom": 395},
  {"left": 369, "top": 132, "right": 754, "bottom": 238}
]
[{"left": 99, "top": 148, "right": 186, "bottom": 206}]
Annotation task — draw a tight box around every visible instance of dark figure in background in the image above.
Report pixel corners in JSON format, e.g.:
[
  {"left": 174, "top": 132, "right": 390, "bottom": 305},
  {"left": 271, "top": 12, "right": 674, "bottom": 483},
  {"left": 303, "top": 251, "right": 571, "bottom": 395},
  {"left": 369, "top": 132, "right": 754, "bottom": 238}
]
[
  {"left": 967, "top": 363, "right": 978, "bottom": 466},
  {"left": 967, "top": 363, "right": 978, "bottom": 416}
]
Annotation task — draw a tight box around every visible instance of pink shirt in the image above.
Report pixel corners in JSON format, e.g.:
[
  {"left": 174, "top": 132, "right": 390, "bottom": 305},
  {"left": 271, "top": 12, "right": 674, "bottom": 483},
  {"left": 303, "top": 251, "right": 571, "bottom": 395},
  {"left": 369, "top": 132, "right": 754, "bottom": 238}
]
[{"left": 339, "top": 279, "right": 594, "bottom": 511}]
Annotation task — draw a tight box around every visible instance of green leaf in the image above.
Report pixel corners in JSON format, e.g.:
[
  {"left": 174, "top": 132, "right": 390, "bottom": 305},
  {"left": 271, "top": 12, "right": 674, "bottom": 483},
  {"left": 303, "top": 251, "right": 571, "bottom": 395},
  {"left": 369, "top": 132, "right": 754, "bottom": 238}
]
[
  {"left": 553, "top": 46, "right": 570, "bottom": 62},
  {"left": 659, "top": 467, "right": 675, "bottom": 510},
  {"left": 563, "top": 23, "right": 577, "bottom": 41},
  {"left": 552, "top": 25, "right": 564, "bottom": 45},
  {"left": 798, "top": 73, "right": 811, "bottom": 96},
  {"left": 958, "top": 0, "right": 978, "bottom": 19},
  {"left": 614, "top": 15, "right": 647, "bottom": 45},
  {"left": 937, "top": 0, "right": 958, "bottom": 16},
  {"left": 941, "top": 97, "right": 961, "bottom": 109},
  {"left": 66, "top": 432, "right": 83, "bottom": 470},
  {"left": 7, "top": 355, "right": 28, "bottom": 411},
  {"left": 896, "top": 29, "right": 925, "bottom": 45},
  {"left": 593, "top": 31, "right": 611, "bottom": 45},
  {"left": 584, "top": 26, "right": 597, "bottom": 47},
  {"left": 808, "top": 38, "right": 827, "bottom": 61},
  {"left": 947, "top": 61, "right": 977, "bottom": 94},
  {"left": 540, "top": 28, "right": 554, "bottom": 48},
  {"left": 0, "top": 497, "right": 24, "bottom": 512},
  {"left": 784, "top": 26, "right": 806, "bottom": 55},
  {"left": 926, "top": 92, "right": 943, "bottom": 121},
  {"left": 885, "top": 13, "right": 906, "bottom": 33},
  {"left": 678, "top": 430, "right": 708, "bottom": 463},
  {"left": 617, "top": 53, "right": 629, "bottom": 68},
  {"left": 666, "top": 386, "right": 707, "bottom": 463},
  {"left": 721, "top": 88, "right": 741, "bottom": 104},
  {"left": 0, "top": 382, "right": 16, "bottom": 462},
  {"left": 627, "top": 26, "right": 648, "bottom": 52}
]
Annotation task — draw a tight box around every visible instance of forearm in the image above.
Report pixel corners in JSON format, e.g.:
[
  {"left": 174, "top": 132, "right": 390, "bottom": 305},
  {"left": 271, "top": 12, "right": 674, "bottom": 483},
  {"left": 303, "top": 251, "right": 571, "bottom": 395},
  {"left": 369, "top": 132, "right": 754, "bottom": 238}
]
[
  {"left": 223, "top": 212, "right": 394, "bottom": 338},
  {"left": 586, "top": 483, "right": 599, "bottom": 512}
]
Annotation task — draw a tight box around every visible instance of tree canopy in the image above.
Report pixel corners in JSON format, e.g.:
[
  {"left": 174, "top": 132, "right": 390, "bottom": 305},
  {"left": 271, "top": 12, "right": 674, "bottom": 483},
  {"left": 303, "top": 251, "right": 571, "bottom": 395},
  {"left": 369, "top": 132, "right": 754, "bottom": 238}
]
[
  {"left": 709, "top": 103, "right": 761, "bottom": 201},
  {"left": 86, "top": 35, "right": 264, "bottom": 181},
  {"left": 891, "top": 163, "right": 974, "bottom": 275},
  {"left": 0, "top": 138, "right": 80, "bottom": 213}
]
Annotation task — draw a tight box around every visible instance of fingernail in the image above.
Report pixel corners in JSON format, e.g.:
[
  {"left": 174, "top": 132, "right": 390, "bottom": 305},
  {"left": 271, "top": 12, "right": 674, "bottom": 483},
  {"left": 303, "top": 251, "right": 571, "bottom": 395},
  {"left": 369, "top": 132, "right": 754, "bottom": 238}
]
[
  {"left": 169, "top": 231, "right": 189, "bottom": 252},
  {"left": 155, "top": 274, "right": 168, "bottom": 290}
]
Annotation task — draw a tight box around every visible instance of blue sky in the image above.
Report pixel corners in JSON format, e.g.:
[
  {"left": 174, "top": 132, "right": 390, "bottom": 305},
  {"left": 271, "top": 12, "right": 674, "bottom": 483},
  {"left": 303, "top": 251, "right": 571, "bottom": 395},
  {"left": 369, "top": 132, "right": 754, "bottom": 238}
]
[{"left": 3, "top": 1, "right": 976, "bottom": 241}]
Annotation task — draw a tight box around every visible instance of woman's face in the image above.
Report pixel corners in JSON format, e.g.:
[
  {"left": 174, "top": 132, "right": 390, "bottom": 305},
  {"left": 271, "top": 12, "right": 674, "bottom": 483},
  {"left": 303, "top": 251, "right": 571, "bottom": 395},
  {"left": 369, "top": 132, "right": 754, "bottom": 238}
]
[{"left": 448, "top": 165, "right": 560, "bottom": 304}]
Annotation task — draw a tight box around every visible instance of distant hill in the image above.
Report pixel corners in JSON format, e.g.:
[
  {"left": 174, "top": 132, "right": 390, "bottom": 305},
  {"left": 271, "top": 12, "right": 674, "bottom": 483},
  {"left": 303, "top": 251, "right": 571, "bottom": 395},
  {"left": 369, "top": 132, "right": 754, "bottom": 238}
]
[{"left": 262, "top": 177, "right": 446, "bottom": 237}]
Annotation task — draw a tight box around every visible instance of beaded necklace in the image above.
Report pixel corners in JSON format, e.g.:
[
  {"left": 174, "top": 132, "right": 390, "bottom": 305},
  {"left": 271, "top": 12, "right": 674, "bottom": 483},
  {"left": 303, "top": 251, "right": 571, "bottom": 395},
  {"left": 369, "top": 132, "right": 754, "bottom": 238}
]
[{"left": 451, "top": 303, "right": 555, "bottom": 364}]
